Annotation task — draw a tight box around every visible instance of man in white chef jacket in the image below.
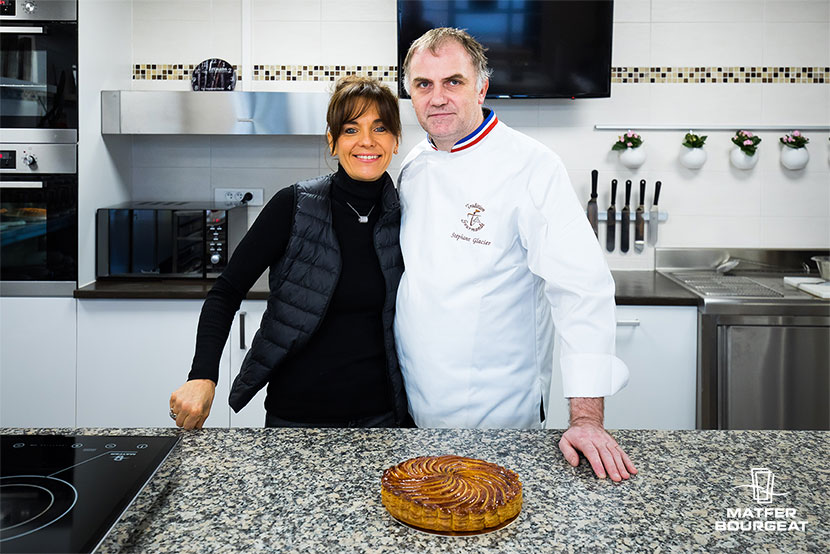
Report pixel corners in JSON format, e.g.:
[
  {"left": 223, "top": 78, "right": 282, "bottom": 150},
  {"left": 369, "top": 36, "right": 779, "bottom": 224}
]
[{"left": 395, "top": 28, "right": 637, "bottom": 482}]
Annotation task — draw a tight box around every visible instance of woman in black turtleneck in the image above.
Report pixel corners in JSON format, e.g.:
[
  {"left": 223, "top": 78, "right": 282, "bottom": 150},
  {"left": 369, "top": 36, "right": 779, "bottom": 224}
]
[{"left": 169, "top": 76, "right": 410, "bottom": 429}]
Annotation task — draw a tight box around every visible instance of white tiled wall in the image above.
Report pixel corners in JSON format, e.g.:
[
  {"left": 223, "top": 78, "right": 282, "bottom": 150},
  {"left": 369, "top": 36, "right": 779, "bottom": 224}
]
[{"left": 127, "top": 0, "right": 830, "bottom": 269}]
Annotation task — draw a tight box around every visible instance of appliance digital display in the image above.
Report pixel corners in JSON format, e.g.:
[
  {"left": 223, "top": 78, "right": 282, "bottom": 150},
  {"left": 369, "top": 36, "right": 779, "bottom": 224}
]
[
  {"left": 0, "top": 0, "right": 15, "bottom": 17},
  {"left": 398, "top": 0, "right": 614, "bottom": 98}
]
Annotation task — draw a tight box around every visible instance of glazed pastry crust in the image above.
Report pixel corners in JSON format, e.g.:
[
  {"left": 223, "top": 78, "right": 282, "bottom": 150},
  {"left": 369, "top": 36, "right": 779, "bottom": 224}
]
[{"left": 381, "top": 455, "right": 522, "bottom": 532}]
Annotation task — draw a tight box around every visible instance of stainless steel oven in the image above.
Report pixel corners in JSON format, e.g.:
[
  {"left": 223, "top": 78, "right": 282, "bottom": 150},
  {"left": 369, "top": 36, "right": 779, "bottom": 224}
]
[
  {"left": 1, "top": 1, "right": 78, "bottom": 295},
  {"left": 0, "top": 142, "right": 77, "bottom": 295},
  {"left": 1, "top": 0, "right": 77, "bottom": 142}
]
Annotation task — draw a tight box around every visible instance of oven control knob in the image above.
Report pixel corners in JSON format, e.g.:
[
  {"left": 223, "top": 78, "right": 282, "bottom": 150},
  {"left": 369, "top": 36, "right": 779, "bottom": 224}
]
[
  {"left": 23, "top": 1, "right": 37, "bottom": 14},
  {"left": 22, "top": 153, "right": 37, "bottom": 167},
  {"left": 210, "top": 254, "right": 221, "bottom": 265}
]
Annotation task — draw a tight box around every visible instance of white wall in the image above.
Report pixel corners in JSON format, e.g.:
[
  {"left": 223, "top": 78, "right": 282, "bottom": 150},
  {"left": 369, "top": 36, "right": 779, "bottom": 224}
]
[
  {"left": 78, "top": 0, "right": 133, "bottom": 287},
  {"left": 115, "top": 0, "right": 830, "bottom": 273}
]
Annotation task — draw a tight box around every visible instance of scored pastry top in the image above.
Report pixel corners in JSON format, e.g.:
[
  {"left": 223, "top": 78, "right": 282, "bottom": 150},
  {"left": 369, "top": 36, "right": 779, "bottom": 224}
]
[{"left": 381, "top": 455, "right": 522, "bottom": 514}]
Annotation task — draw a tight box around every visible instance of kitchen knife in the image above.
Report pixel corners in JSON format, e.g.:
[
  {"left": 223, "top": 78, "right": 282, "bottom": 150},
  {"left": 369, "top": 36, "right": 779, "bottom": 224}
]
[
  {"left": 605, "top": 179, "right": 617, "bottom": 252},
  {"left": 620, "top": 179, "right": 631, "bottom": 253},
  {"left": 634, "top": 179, "right": 646, "bottom": 253},
  {"left": 587, "top": 169, "right": 599, "bottom": 238},
  {"left": 647, "top": 180, "right": 662, "bottom": 246}
]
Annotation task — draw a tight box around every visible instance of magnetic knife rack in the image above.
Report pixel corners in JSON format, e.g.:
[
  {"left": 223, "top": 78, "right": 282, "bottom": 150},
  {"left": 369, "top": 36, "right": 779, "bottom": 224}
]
[{"left": 596, "top": 211, "right": 668, "bottom": 222}]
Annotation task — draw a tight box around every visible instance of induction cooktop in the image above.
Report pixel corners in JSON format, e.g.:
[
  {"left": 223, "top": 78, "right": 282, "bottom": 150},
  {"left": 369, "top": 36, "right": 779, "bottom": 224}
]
[{"left": 0, "top": 434, "right": 179, "bottom": 553}]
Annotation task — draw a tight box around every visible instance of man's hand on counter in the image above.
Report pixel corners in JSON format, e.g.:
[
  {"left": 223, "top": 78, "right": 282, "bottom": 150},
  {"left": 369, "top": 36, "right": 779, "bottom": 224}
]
[
  {"left": 169, "top": 379, "right": 216, "bottom": 430},
  {"left": 559, "top": 397, "right": 637, "bottom": 482}
]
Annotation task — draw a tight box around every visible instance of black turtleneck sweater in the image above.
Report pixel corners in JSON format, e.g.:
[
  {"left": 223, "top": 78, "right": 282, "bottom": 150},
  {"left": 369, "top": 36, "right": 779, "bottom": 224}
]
[{"left": 189, "top": 165, "right": 393, "bottom": 422}]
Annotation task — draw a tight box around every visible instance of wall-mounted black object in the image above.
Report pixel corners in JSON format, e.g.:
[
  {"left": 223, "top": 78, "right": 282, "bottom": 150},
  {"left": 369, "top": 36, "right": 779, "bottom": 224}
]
[{"left": 397, "top": 0, "right": 614, "bottom": 99}]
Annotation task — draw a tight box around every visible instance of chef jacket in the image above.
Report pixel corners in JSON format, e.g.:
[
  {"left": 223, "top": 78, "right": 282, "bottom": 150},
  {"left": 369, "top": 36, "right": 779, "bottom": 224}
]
[{"left": 394, "top": 109, "right": 629, "bottom": 429}]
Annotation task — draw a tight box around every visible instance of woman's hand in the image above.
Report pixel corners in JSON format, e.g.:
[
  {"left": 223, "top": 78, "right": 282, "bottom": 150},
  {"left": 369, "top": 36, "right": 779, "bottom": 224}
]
[{"left": 169, "top": 379, "right": 216, "bottom": 430}]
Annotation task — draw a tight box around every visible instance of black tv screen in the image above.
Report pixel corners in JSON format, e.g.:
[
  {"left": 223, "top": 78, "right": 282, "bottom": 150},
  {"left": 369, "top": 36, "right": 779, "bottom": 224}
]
[{"left": 398, "top": 0, "right": 614, "bottom": 99}]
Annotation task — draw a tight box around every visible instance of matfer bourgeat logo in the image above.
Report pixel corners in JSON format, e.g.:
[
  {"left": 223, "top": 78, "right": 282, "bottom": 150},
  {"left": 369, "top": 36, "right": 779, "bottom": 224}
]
[
  {"left": 713, "top": 467, "right": 807, "bottom": 532},
  {"left": 462, "top": 203, "right": 485, "bottom": 231},
  {"left": 735, "top": 468, "right": 787, "bottom": 504}
]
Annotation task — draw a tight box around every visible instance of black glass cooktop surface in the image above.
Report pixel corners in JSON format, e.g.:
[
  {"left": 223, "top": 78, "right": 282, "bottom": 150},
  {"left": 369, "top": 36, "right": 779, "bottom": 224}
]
[{"left": 0, "top": 434, "right": 179, "bottom": 553}]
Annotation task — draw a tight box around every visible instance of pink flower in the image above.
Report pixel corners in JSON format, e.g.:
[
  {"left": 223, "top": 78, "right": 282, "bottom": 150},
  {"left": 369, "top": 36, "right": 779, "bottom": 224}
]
[
  {"left": 627, "top": 142, "right": 633, "bottom": 147},
  {"left": 793, "top": 130, "right": 801, "bottom": 137},
  {"left": 626, "top": 131, "right": 633, "bottom": 137},
  {"left": 745, "top": 131, "right": 753, "bottom": 137},
  {"left": 743, "top": 139, "right": 752, "bottom": 146}
]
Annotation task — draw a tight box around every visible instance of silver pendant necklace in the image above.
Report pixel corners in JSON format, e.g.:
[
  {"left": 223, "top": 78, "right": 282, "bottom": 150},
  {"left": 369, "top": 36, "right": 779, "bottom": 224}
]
[{"left": 345, "top": 202, "right": 374, "bottom": 224}]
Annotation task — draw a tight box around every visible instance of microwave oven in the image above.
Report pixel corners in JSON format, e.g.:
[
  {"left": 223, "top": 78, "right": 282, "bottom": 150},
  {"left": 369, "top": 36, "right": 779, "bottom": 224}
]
[{"left": 96, "top": 201, "right": 247, "bottom": 279}]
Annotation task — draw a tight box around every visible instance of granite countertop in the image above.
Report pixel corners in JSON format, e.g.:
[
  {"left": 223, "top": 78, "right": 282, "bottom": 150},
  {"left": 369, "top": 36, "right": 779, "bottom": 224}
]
[
  {"left": 74, "top": 271, "right": 697, "bottom": 306},
  {"left": 9, "top": 428, "right": 828, "bottom": 553}
]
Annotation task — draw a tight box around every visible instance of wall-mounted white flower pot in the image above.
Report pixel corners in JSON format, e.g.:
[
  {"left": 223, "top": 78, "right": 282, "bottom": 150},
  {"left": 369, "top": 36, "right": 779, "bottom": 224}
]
[
  {"left": 729, "top": 147, "right": 758, "bottom": 170},
  {"left": 619, "top": 146, "right": 646, "bottom": 169},
  {"left": 679, "top": 146, "right": 707, "bottom": 169},
  {"left": 780, "top": 146, "right": 809, "bottom": 170}
]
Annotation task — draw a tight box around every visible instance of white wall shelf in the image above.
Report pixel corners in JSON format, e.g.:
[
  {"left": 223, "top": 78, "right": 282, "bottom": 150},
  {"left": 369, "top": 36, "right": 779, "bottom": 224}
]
[{"left": 595, "top": 125, "right": 830, "bottom": 132}]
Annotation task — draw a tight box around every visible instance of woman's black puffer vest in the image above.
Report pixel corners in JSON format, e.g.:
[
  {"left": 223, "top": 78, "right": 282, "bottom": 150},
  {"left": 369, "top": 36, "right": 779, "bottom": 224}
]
[{"left": 227, "top": 174, "right": 408, "bottom": 425}]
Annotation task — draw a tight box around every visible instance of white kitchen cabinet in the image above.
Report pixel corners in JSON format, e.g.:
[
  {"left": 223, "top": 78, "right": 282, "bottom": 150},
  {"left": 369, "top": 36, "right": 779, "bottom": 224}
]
[
  {"left": 229, "top": 300, "right": 268, "bottom": 427},
  {"left": 76, "top": 299, "right": 230, "bottom": 428},
  {"left": 0, "top": 297, "right": 77, "bottom": 428},
  {"left": 546, "top": 305, "right": 698, "bottom": 430}
]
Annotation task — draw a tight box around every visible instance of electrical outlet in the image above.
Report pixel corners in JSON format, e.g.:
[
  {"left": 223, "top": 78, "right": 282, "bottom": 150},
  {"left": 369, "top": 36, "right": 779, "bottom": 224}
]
[{"left": 214, "top": 188, "right": 264, "bottom": 206}]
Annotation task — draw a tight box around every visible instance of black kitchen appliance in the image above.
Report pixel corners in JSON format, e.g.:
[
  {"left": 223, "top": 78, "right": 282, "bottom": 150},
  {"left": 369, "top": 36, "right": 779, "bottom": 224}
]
[
  {"left": 96, "top": 201, "right": 247, "bottom": 279},
  {"left": 397, "top": 0, "right": 614, "bottom": 98},
  {"left": 0, "top": 142, "right": 77, "bottom": 296},
  {"left": 0, "top": 434, "right": 179, "bottom": 553},
  {"left": 1, "top": 0, "right": 79, "bottom": 296},
  {"left": 0, "top": 0, "right": 78, "bottom": 141}
]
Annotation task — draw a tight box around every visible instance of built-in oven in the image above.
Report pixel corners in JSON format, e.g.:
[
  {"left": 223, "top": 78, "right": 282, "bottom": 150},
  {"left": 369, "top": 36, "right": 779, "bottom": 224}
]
[
  {"left": 0, "top": 0, "right": 78, "bottom": 143},
  {"left": 0, "top": 142, "right": 77, "bottom": 296}
]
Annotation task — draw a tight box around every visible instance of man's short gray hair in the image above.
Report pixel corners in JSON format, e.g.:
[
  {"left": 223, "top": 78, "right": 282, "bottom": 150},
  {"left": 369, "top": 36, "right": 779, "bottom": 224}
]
[{"left": 402, "top": 27, "right": 493, "bottom": 94}]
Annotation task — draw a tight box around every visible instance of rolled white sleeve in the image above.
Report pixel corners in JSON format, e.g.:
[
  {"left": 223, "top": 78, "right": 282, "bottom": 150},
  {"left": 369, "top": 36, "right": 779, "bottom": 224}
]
[{"left": 518, "top": 155, "right": 629, "bottom": 398}]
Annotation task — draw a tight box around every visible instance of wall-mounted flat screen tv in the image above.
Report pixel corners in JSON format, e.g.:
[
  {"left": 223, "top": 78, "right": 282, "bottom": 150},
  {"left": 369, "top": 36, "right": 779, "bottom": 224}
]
[{"left": 398, "top": 0, "right": 614, "bottom": 99}]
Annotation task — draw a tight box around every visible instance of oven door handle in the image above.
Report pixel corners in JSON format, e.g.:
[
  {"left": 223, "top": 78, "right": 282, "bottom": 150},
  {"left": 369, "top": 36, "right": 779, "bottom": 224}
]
[
  {"left": 0, "top": 181, "right": 43, "bottom": 189},
  {"left": 0, "top": 26, "right": 45, "bottom": 34}
]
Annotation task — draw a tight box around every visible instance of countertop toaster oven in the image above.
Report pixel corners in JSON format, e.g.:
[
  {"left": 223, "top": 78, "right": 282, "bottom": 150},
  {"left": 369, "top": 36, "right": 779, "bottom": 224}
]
[{"left": 96, "top": 201, "right": 247, "bottom": 279}]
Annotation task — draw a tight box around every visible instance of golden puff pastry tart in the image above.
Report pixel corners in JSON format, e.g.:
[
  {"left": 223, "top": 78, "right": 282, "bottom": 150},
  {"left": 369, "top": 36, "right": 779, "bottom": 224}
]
[{"left": 381, "top": 455, "right": 522, "bottom": 533}]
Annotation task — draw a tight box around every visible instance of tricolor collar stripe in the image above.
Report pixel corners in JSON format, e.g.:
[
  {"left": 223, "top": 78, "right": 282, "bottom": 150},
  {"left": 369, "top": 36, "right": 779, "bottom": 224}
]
[
  {"left": 427, "top": 108, "right": 498, "bottom": 153},
  {"left": 451, "top": 113, "right": 498, "bottom": 153}
]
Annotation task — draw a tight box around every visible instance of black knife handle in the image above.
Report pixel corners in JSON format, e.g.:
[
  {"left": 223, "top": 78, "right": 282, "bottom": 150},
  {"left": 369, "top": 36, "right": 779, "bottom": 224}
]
[
  {"left": 639, "top": 179, "right": 647, "bottom": 205},
  {"left": 610, "top": 179, "right": 617, "bottom": 206},
  {"left": 654, "top": 180, "right": 662, "bottom": 206},
  {"left": 591, "top": 169, "right": 598, "bottom": 198},
  {"left": 624, "top": 179, "right": 631, "bottom": 206}
]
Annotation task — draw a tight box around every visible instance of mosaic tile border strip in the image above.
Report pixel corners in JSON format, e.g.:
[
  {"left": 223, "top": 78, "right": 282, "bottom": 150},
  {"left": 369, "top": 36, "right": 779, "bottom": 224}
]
[
  {"left": 132, "top": 64, "right": 827, "bottom": 84},
  {"left": 132, "top": 64, "right": 396, "bottom": 82},
  {"left": 253, "top": 65, "right": 397, "bottom": 82},
  {"left": 133, "top": 64, "right": 241, "bottom": 81},
  {"left": 612, "top": 66, "right": 829, "bottom": 84}
]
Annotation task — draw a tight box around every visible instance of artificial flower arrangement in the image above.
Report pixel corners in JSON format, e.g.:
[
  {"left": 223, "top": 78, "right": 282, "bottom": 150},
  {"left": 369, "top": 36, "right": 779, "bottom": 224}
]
[
  {"left": 679, "top": 131, "right": 708, "bottom": 169},
  {"left": 731, "top": 130, "right": 761, "bottom": 156},
  {"left": 779, "top": 130, "right": 811, "bottom": 169},
  {"left": 682, "top": 132, "right": 707, "bottom": 148},
  {"left": 611, "top": 131, "right": 643, "bottom": 151},
  {"left": 779, "top": 130, "right": 809, "bottom": 148}
]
